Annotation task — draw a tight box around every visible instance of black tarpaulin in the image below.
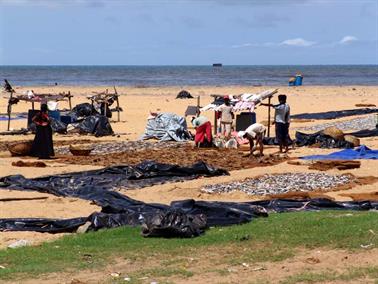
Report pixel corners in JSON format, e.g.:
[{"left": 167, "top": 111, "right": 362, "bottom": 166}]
[
  {"left": 295, "top": 131, "right": 354, "bottom": 148},
  {"left": 77, "top": 115, "right": 114, "bottom": 137},
  {"left": 291, "top": 108, "right": 378, "bottom": 120},
  {"left": 1, "top": 161, "right": 377, "bottom": 237}
]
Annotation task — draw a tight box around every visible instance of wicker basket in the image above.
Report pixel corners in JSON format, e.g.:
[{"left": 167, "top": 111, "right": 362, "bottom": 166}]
[
  {"left": 7, "top": 141, "right": 33, "bottom": 156},
  {"left": 344, "top": 135, "right": 360, "bottom": 147},
  {"left": 322, "top": 126, "right": 344, "bottom": 140},
  {"left": 69, "top": 145, "right": 93, "bottom": 156}
]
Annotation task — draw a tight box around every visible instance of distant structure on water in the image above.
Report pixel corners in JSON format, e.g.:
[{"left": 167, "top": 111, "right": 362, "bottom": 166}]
[{"left": 212, "top": 63, "right": 222, "bottom": 67}]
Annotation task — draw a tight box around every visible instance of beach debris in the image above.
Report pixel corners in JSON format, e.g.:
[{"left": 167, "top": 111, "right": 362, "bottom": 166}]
[
  {"left": 344, "top": 135, "right": 360, "bottom": 147},
  {"left": 355, "top": 103, "right": 376, "bottom": 107},
  {"left": 110, "top": 272, "right": 120, "bottom": 278},
  {"left": 305, "top": 257, "right": 320, "bottom": 264},
  {"left": 7, "top": 239, "right": 31, "bottom": 249},
  {"left": 201, "top": 173, "right": 353, "bottom": 196},
  {"left": 11, "top": 160, "right": 47, "bottom": 167},
  {"left": 295, "top": 115, "right": 376, "bottom": 132},
  {"left": 322, "top": 126, "right": 344, "bottom": 140}
]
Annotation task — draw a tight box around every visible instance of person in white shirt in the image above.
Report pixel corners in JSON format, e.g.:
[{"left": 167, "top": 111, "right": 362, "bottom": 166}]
[{"left": 238, "top": 122, "right": 266, "bottom": 156}]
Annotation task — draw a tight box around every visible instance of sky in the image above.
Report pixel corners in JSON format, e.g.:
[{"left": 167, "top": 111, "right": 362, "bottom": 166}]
[{"left": 0, "top": 0, "right": 377, "bottom": 65}]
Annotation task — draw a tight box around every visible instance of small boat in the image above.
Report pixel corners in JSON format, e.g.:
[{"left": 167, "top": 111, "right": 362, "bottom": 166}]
[{"left": 212, "top": 63, "right": 222, "bottom": 67}]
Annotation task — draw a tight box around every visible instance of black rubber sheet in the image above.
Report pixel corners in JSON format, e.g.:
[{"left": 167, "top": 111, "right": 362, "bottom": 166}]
[
  {"left": 1, "top": 161, "right": 377, "bottom": 237},
  {"left": 295, "top": 131, "right": 354, "bottom": 148},
  {"left": 348, "top": 128, "right": 378, "bottom": 138},
  {"left": 291, "top": 108, "right": 378, "bottom": 120}
]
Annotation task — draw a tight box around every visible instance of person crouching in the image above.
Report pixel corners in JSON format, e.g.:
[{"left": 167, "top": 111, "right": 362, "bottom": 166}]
[
  {"left": 238, "top": 123, "right": 266, "bottom": 156},
  {"left": 191, "top": 115, "right": 213, "bottom": 147}
]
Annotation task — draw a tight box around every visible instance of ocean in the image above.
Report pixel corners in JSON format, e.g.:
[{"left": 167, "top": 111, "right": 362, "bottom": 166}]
[{"left": 0, "top": 65, "right": 377, "bottom": 86}]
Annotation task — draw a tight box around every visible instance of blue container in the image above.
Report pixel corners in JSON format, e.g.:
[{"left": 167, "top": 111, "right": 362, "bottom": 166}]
[
  {"left": 61, "top": 115, "right": 74, "bottom": 125},
  {"left": 294, "top": 75, "right": 303, "bottom": 86},
  {"left": 48, "top": 110, "right": 61, "bottom": 121}
]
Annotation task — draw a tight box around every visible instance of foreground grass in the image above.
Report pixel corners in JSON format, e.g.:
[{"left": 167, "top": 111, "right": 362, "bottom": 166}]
[{"left": 0, "top": 211, "right": 377, "bottom": 281}]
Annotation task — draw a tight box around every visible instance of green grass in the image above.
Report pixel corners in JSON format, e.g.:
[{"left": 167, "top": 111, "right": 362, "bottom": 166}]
[
  {"left": 0, "top": 211, "right": 377, "bottom": 281},
  {"left": 281, "top": 266, "right": 378, "bottom": 284}
]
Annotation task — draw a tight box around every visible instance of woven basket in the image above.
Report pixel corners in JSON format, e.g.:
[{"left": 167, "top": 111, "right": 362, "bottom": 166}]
[
  {"left": 322, "top": 126, "right": 344, "bottom": 140},
  {"left": 69, "top": 145, "right": 93, "bottom": 156},
  {"left": 344, "top": 135, "right": 360, "bottom": 147},
  {"left": 7, "top": 141, "right": 33, "bottom": 156}
]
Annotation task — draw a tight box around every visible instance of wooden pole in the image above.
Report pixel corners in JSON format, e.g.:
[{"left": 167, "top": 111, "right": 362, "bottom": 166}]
[
  {"left": 7, "top": 91, "right": 14, "bottom": 131},
  {"left": 213, "top": 111, "right": 218, "bottom": 135},
  {"left": 68, "top": 91, "right": 72, "bottom": 110},
  {"left": 267, "top": 96, "right": 271, "bottom": 137},
  {"left": 114, "top": 86, "right": 120, "bottom": 122},
  {"left": 196, "top": 96, "right": 200, "bottom": 116}
]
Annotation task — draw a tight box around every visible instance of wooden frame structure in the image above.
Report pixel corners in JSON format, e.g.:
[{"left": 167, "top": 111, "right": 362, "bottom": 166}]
[
  {"left": 87, "top": 86, "right": 121, "bottom": 122},
  {"left": 3, "top": 91, "right": 73, "bottom": 131}
]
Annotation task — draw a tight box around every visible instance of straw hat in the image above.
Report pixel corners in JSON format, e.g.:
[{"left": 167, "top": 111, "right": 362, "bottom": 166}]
[
  {"left": 344, "top": 135, "right": 360, "bottom": 147},
  {"left": 322, "top": 126, "right": 344, "bottom": 140}
]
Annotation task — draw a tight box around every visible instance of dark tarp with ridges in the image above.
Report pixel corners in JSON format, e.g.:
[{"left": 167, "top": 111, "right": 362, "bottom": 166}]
[
  {"left": 1, "top": 161, "right": 377, "bottom": 237},
  {"left": 291, "top": 108, "right": 378, "bottom": 120},
  {"left": 295, "top": 131, "right": 354, "bottom": 148},
  {"left": 0, "top": 198, "right": 377, "bottom": 235}
]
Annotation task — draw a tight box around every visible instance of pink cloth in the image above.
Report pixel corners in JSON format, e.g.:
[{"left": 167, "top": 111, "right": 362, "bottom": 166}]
[{"left": 233, "top": 101, "right": 255, "bottom": 112}]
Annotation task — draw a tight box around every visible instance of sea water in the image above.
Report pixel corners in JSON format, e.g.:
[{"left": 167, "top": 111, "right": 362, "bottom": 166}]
[{"left": 0, "top": 65, "right": 377, "bottom": 86}]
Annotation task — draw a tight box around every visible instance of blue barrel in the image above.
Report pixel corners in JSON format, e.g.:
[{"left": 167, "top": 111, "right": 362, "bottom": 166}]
[
  {"left": 48, "top": 110, "right": 61, "bottom": 121},
  {"left": 295, "top": 75, "right": 303, "bottom": 86}
]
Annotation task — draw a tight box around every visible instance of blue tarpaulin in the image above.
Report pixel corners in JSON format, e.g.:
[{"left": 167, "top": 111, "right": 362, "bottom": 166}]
[{"left": 301, "top": 145, "right": 378, "bottom": 160}]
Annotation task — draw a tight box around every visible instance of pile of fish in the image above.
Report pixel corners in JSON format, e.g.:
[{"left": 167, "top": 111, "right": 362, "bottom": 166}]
[
  {"left": 295, "top": 115, "right": 376, "bottom": 132},
  {"left": 56, "top": 140, "right": 188, "bottom": 155},
  {"left": 201, "top": 173, "right": 353, "bottom": 196}
]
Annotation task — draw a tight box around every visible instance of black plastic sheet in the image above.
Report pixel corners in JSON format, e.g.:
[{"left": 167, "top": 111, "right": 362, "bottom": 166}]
[
  {"left": 291, "top": 108, "right": 378, "bottom": 120},
  {"left": 141, "top": 210, "right": 207, "bottom": 238},
  {"left": 176, "top": 90, "right": 193, "bottom": 99},
  {"left": 0, "top": 161, "right": 229, "bottom": 207},
  {"left": 295, "top": 131, "right": 354, "bottom": 148},
  {"left": 348, "top": 128, "right": 378, "bottom": 138},
  {"left": 0, "top": 198, "right": 376, "bottom": 235},
  {"left": 1, "top": 161, "right": 377, "bottom": 236},
  {"left": 71, "top": 103, "right": 98, "bottom": 117},
  {"left": 77, "top": 115, "right": 114, "bottom": 137}
]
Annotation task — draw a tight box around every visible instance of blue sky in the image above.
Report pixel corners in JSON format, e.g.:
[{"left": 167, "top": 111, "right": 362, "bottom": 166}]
[{"left": 0, "top": 0, "right": 377, "bottom": 65}]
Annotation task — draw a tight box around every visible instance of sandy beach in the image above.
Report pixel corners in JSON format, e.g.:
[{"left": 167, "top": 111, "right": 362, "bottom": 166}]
[{"left": 0, "top": 85, "right": 377, "bottom": 247}]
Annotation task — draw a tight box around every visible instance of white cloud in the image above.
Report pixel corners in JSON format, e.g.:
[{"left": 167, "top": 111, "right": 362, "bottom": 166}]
[
  {"left": 280, "top": 38, "right": 316, "bottom": 47},
  {"left": 339, "top": 35, "right": 358, "bottom": 45},
  {"left": 231, "top": 43, "right": 258, "bottom": 48}
]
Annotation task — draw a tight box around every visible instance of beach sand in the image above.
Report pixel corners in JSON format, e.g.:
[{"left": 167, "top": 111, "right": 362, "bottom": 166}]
[{"left": 0, "top": 85, "right": 377, "bottom": 247}]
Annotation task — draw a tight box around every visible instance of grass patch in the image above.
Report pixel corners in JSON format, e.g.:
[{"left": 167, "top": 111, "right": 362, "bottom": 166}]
[
  {"left": 0, "top": 211, "right": 377, "bottom": 281},
  {"left": 281, "top": 266, "right": 378, "bottom": 283}
]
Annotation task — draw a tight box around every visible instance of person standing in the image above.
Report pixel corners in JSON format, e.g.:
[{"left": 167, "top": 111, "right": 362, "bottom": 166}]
[
  {"left": 261, "top": 94, "right": 290, "bottom": 153},
  {"left": 31, "top": 104, "right": 55, "bottom": 159},
  {"left": 218, "top": 96, "right": 234, "bottom": 139},
  {"left": 238, "top": 123, "right": 266, "bottom": 156},
  {"left": 191, "top": 115, "right": 212, "bottom": 147}
]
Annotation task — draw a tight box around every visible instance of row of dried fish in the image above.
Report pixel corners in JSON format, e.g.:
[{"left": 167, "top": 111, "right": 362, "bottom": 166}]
[
  {"left": 295, "top": 115, "right": 376, "bottom": 132},
  {"left": 201, "top": 173, "right": 353, "bottom": 196},
  {"left": 56, "top": 140, "right": 187, "bottom": 155}
]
